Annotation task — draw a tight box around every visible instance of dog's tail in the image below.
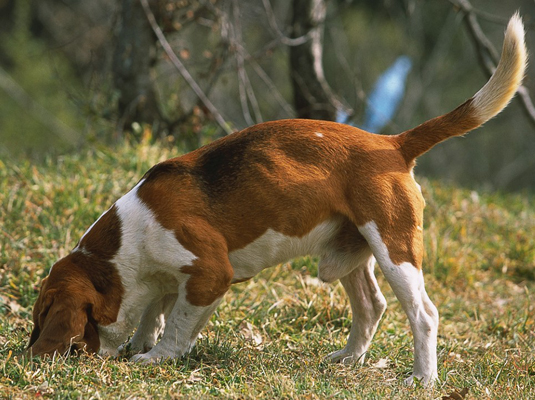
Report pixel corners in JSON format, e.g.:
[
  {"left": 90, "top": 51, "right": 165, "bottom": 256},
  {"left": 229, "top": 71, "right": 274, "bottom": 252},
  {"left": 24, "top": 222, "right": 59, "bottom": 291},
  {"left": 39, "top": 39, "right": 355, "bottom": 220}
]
[{"left": 396, "top": 13, "right": 527, "bottom": 163}]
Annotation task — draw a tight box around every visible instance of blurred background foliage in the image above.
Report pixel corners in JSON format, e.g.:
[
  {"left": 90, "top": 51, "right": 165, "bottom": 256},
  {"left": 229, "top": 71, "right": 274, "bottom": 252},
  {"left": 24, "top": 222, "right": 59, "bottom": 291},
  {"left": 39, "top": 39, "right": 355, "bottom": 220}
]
[{"left": 0, "top": 0, "right": 534, "bottom": 190}]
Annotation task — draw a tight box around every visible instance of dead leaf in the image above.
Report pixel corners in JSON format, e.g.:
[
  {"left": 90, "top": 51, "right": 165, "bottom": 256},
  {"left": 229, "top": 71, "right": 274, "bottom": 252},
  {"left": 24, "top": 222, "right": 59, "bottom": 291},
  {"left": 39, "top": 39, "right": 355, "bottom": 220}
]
[
  {"left": 371, "top": 358, "right": 389, "bottom": 369},
  {"left": 7, "top": 299, "right": 24, "bottom": 314},
  {"left": 303, "top": 275, "right": 322, "bottom": 287},
  {"left": 187, "top": 371, "right": 202, "bottom": 383},
  {"left": 239, "top": 321, "right": 263, "bottom": 346},
  {"left": 442, "top": 388, "right": 468, "bottom": 400},
  {"left": 179, "top": 49, "right": 190, "bottom": 59},
  {"left": 28, "top": 381, "right": 54, "bottom": 396}
]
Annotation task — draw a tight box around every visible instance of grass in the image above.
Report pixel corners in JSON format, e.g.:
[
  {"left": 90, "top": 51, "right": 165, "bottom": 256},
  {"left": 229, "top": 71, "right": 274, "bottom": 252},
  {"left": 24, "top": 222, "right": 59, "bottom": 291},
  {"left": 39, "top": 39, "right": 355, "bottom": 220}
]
[{"left": 1, "top": 139, "right": 534, "bottom": 399}]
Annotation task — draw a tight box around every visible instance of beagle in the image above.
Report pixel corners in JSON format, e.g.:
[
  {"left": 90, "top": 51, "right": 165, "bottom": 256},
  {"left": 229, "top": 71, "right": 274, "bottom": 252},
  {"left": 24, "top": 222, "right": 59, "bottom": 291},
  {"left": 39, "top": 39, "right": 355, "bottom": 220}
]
[{"left": 27, "top": 14, "right": 526, "bottom": 386}]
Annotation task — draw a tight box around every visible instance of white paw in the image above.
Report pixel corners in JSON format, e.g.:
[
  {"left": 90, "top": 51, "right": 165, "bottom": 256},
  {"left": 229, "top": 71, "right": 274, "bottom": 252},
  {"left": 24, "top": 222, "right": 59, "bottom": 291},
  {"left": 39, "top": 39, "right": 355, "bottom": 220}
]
[
  {"left": 325, "top": 349, "right": 365, "bottom": 365},
  {"left": 98, "top": 347, "right": 119, "bottom": 358},
  {"left": 130, "top": 352, "right": 166, "bottom": 365},
  {"left": 118, "top": 340, "right": 155, "bottom": 355},
  {"left": 404, "top": 374, "right": 437, "bottom": 387},
  {"left": 117, "top": 343, "right": 129, "bottom": 355},
  {"left": 404, "top": 375, "right": 416, "bottom": 386}
]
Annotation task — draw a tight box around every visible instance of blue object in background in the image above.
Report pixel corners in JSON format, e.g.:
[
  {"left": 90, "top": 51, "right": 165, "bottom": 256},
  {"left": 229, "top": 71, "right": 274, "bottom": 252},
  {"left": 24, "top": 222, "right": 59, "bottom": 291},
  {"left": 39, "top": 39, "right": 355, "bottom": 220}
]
[
  {"left": 335, "top": 108, "right": 351, "bottom": 125},
  {"left": 361, "top": 55, "right": 412, "bottom": 133},
  {"left": 336, "top": 56, "right": 412, "bottom": 133}
]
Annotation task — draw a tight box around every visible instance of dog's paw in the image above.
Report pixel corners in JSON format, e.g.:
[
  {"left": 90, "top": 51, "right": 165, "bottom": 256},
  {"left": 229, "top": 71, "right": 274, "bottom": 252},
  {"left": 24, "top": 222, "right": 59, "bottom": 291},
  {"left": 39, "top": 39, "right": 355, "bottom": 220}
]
[
  {"left": 403, "top": 373, "right": 437, "bottom": 388},
  {"left": 130, "top": 352, "right": 165, "bottom": 365},
  {"left": 325, "top": 349, "right": 365, "bottom": 365},
  {"left": 117, "top": 343, "right": 129, "bottom": 355},
  {"left": 98, "top": 346, "right": 119, "bottom": 358},
  {"left": 119, "top": 340, "right": 155, "bottom": 356},
  {"left": 404, "top": 375, "right": 416, "bottom": 387}
]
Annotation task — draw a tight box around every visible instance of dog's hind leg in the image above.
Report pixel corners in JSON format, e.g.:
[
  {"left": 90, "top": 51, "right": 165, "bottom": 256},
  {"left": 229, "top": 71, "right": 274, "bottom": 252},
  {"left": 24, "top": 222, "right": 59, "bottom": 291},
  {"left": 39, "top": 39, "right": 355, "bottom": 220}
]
[
  {"left": 358, "top": 220, "right": 439, "bottom": 386},
  {"left": 326, "top": 255, "right": 387, "bottom": 365}
]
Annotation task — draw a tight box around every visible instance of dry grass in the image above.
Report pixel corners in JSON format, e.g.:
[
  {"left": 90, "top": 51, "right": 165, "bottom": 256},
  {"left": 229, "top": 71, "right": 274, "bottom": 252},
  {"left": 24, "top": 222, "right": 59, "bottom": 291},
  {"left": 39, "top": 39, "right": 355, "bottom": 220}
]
[{"left": 1, "top": 140, "right": 534, "bottom": 399}]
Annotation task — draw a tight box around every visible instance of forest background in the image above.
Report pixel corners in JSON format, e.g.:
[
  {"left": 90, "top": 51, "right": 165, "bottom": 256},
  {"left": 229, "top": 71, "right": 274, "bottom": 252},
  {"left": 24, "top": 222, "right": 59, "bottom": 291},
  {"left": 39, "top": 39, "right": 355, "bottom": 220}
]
[{"left": 0, "top": 0, "right": 534, "bottom": 191}]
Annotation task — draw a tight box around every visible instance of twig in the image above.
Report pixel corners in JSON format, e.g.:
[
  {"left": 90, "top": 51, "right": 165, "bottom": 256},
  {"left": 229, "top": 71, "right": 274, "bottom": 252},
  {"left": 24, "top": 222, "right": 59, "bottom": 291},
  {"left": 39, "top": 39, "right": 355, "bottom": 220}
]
[
  {"left": 262, "top": 0, "right": 314, "bottom": 46},
  {"left": 227, "top": 2, "right": 252, "bottom": 125},
  {"left": 449, "top": 0, "right": 535, "bottom": 126},
  {"left": 203, "top": 1, "right": 293, "bottom": 120},
  {"left": 516, "top": 86, "right": 535, "bottom": 122},
  {"left": 139, "top": 0, "right": 233, "bottom": 135}
]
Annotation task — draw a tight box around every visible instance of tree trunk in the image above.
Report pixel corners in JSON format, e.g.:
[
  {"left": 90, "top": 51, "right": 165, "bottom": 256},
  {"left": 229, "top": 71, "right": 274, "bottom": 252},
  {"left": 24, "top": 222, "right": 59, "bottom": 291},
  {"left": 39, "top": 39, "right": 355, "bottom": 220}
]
[
  {"left": 112, "top": 0, "right": 160, "bottom": 133},
  {"left": 289, "top": 0, "right": 342, "bottom": 120}
]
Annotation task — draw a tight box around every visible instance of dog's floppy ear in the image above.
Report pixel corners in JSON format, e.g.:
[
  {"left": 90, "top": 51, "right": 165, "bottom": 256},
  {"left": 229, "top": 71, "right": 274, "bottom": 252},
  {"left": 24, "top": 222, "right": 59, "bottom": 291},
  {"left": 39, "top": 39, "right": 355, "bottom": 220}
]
[
  {"left": 27, "top": 277, "right": 49, "bottom": 349},
  {"left": 26, "top": 254, "right": 123, "bottom": 359},
  {"left": 27, "top": 289, "right": 90, "bottom": 357},
  {"left": 26, "top": 280, "right": 100, "bottom": 358}
]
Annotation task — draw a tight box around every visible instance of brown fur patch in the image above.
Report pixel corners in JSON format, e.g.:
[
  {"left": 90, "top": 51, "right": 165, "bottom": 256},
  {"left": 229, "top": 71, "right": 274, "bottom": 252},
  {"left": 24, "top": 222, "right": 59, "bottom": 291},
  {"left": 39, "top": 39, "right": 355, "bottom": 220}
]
[{"left": 78, "top": 205, "right": 122, "bottom": 260}]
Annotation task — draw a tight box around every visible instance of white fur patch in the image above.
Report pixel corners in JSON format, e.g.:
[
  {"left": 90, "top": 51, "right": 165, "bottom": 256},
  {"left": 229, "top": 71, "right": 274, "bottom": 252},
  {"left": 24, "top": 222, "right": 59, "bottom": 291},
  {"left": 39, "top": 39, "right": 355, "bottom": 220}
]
[
  {"left": 325, "top": 256, "right": 386, "bottom": 364},
  {"left": 472, "top": 13, "right": 526, "bottom": 122},
  {"left": 114, "top": 179, "right": 197, "bottom": 272},
  {"left": 314, "top": 132, "right": 324, "bottom": 138},
  {"left": 130, "top": 288, "right": 218, "bottom": 363},
  {"left": 229, "top": 218, "right": 341, "bottom": 281},
  {"left": 410, "top": 169, "right": 422, "bottom": 194}
]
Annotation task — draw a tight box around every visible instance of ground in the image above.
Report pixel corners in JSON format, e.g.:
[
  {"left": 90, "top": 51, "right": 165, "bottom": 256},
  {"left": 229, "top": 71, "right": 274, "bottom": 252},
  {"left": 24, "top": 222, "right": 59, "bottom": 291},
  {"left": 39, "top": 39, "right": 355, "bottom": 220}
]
[{"left": 1, "top": 140, "right": 534, "bottom": 399}]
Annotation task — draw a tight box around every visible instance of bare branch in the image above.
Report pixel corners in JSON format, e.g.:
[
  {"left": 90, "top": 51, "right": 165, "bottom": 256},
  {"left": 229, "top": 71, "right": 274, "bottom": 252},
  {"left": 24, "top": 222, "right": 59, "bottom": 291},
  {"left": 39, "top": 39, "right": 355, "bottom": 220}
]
[
  {"left": 139, "top": 0, "right": 233, "bottom": 135},
  {"left": 516, "top": 86, "right": 535, "bottom": 122},
  {"left": 262, "top": 0, "right": 314, "bottom": 46},
  {"left": 249, "top": 60, "right": 295, "bottom": 118},
  {"left": 450, "top": 0, "right": 535, "bottom": 126},
  {"left": 206, "top": 1, "right": 293, "bottom": 119},
  {"left": 289, "top": 0, "right": 349, "bottom": 120},
  {"left": 230, "top": 0, "right": 263, "bottom": 125}
]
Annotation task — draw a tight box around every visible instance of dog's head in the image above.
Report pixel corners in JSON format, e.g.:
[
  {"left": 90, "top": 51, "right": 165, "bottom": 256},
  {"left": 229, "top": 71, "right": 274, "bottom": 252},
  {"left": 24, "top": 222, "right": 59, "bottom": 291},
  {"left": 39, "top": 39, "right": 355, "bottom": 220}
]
[{"left": 26, "top": 255, "right": 121, "bottom": 358}]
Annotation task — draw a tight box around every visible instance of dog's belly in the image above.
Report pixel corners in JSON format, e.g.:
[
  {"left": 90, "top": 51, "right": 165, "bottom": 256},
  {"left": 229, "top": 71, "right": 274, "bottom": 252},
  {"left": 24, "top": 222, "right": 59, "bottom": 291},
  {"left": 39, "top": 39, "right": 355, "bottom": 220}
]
[{"left": 228, "top": 218, "right": 342, "bottom": 281}]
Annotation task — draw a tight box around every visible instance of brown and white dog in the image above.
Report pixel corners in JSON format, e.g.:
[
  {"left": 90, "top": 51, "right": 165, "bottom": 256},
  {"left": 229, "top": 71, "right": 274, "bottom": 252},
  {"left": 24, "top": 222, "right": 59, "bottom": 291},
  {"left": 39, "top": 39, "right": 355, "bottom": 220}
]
[{"left": 27, "top": 14, "right": 526, "bottom": 386}]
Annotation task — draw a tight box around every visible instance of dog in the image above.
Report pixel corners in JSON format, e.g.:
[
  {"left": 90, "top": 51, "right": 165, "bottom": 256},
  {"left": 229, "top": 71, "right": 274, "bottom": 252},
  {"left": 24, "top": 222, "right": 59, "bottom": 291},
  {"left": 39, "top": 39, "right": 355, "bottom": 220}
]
[{"left": 26, "top": 14, "right": 526, "bottom": 386}]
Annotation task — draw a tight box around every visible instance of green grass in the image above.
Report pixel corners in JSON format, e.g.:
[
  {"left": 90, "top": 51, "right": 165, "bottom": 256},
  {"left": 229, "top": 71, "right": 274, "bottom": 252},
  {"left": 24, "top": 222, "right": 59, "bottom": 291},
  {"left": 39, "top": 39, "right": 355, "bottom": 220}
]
[{"left": 1, "top": 139, "right": 534, "bottom": 399}]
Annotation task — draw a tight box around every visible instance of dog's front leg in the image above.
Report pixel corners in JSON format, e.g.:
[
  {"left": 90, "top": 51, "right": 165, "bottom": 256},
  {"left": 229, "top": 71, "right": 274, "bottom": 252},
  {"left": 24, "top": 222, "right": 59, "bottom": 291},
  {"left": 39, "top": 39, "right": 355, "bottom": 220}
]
[
  {"left": 130, "top": 244, "right": 233, "bottom": 364},
  {"left": 130, "top": 288, "right": 223, "bottom": 364},
  {"left": 119, "top": 293, "right": 177, "bottom": 355}
]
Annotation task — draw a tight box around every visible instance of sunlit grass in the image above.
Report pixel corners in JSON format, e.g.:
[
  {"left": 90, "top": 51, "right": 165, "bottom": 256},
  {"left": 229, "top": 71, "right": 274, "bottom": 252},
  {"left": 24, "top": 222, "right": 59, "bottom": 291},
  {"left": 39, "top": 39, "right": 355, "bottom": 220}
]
[{"left": 1, "top": 140, "right": 534, "bottom": 399}]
